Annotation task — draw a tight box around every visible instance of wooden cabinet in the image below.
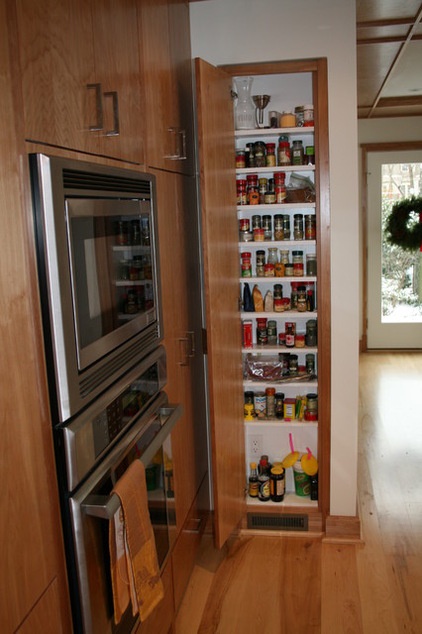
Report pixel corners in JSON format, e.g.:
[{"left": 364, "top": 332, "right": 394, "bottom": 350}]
[
  {"left": 153, "top": 167, "right": 209, "bottom": 608},
  {"left": 139, "top": 0, "right": 194, "bottom": 175},
  {"left": 195, "top": 57, "right": 331, "bottom": 542},
  {"left": 0, "top": 2, "right": 71, "bottom": 630},
  {"left": 15, "top": 0, "right": 144, "bottom": 163}
]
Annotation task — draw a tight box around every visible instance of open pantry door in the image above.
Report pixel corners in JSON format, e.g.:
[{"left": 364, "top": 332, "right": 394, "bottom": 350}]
[{"left": 195, "top": 58, "right": 246, "bottom": 549}]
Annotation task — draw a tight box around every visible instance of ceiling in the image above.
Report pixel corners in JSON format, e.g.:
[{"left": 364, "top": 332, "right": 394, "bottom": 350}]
[{"left": 357, "top": 0, "right": 422, "bottom": 118}]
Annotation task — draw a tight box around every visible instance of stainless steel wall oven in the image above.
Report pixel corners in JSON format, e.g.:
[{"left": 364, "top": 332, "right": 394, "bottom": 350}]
[
  {"left": 30, "top": 155, "right": 179, "bottom": 633},
  {"left": 30, "top": 153, "right": 163, "bottom": 422}
]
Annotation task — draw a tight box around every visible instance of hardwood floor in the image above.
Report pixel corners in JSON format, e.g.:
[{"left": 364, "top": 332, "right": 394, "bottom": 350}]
[{"left": 174, "top": 352, "right": 422, "bottom": 633}]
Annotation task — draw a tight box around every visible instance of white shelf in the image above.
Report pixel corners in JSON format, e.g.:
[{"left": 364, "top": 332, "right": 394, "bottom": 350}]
[
  {"left": 239, "top": 240, "right": 316, "bottom": 249},
  {"left": 243, "top": 379, "right": 317, "bottom": 390},
  {"left": 237, "top": 203, "right": 315, "bottom": 211},
  {"left": 241, "top": 311, "right": 316, "bottom": 319},
  {"left": 246, "top": 492, "right": 318, "bottom": 508},
  {"left": 244, "top": 419, "right": 318, "bottom": 427},
  {"left": 235, "top": 126, "right": 314, "bottom": 137},
  {"left": 236, "top": 165, "right": 315, "bottom": 175},
  {"left": 239, "top": 276, "right": 317, "bottom": 284},
  {"left": 242, "top": 346, "right": 318, "bottom": 354}
]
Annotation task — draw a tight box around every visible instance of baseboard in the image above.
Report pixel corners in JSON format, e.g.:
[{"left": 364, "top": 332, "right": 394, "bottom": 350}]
[{"left": 323, "top": 514, "right": 362, "bottom": 543}]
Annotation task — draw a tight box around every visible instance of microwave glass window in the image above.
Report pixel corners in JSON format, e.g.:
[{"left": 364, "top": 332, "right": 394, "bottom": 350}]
[{"left": 67, "top": 210, "right": 155, "bottom": 351}]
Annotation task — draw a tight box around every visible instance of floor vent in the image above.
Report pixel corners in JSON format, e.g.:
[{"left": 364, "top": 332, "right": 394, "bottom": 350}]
[{"left": 247, "top": 513, "right": 308, "bottom": 532}]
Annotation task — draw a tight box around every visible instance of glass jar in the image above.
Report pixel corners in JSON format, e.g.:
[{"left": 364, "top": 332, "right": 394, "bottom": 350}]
[
  {"left": 283, "top": 215, "right": 291, "bottom": 240},
  {"left": 265, "top": 387, "right": 276, "bottom": 417},
  {"left": 241, "top": 252, "right": 252, "bottom": 277},
  {"left": 256, "top": 250, "right": 266, "bottom": 277},
  {"left": 267, "top": 321, "right": 277, "bottom": 346},
  {"left": 266, "top": 143, "right": 276, "bottom": 167},
  {"left": 267, "top": 247, "right": 278, "bottom": 265},
  {"left": 262, "top": 215, "right": 272, "bottom": 240},
  {"left": 295, "top": 105, "right": 304, "bottom": 127},
  {"left": 236, "top": 150, "right": 246, "bottom": 168},
  {"left": 305, "top": 214, "right": 316, "bottom": 240},
  {"left": 292, "top": 250, "right": 304, "bottom": 276},
  {"left": 259, "top": 178, "right": 267, "bottom": 204},
  {"left": 285, "top": 322, "right": 296, "bottom": 348},
  {"left": 273, "top": 284, "right": 283, "bottom": 312},
  {"left": 297, "top": 285, "right": 307, "bottom": 312},
  {"left": 279, "top": 249, "right": 289, "bottom": 265},
  {"left": 254, "top": 141, "right": 266, "bottom": 167},
  {"left": 303, "top": 104, "right": 314, "bottom": 127},
  {"left": 274, "top": 215, "right": 284, "bottom": 241},
  {"left": 306, "top": 253, "right": 317, "bottom": 276},
  {"left": 275, "top": 393, "right": 284, "bottom": 419},
  {"left": 293, "top": 214, "right": 304, "bottom": 240},
  {"left": 256, "top": 318, "right": 268, "bottom": 346},
  {"left": 233, "top": 76, "right": 255, "bottom": 130},
  {"left": 236, "top": 179, "right": 247, "bottom": 205},
  {"left": 306, "top": 319, "right": 317, "bottom": 347},
  {"left": 306, "top": 354, "right": 316, "bottom": 375},
  {"left": 277, "top": 141, "right": 291, "bottom": 166},
  {"left": 291, "top": 140, "right": 304, "bottom": 165}
]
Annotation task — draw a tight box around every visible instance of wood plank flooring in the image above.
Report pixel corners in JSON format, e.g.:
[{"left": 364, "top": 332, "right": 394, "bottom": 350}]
[{"left": 174, "top": 352, "right": 422, "bottom": 633}]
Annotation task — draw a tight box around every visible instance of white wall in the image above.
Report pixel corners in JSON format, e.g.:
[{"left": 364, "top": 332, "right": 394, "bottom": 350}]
[{"left": 190, "top": 0, "right": 359, "bottom": 517}]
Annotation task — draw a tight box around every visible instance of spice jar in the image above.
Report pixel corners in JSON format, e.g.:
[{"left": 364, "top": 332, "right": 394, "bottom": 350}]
[
  {"left": 303, "top": 104, "right": 314, "bottom": 127},
  {"left": 265, "top": 387, "right": 276, "bottom": 417},
  {"left": 256, "top": 318, "right": 268, "bottom": 346},
  {"left": 275, "top": 393, "right": 284, "bottom": 419},
  {"left": 297, "top": 285, "right": 307, "bottom": 312},
  {"left": 295, "top": 105, "right": 304, "bottom": 127},
  {"left": 306, "top": 319, "right": 317, "bottom": 347},
  {"left": 292, "top": 250, "right": 304, "bottom": 276},
  {"left": 254, "top": 141, "right": 266, "bottom": 167},
  {"left": 245, "top": 143, "right": 255, "bottom": 167},
  {"left": 236, "top": 179, "right": 247, "bottom": 205},
  {"left": 293, "top": 214, "right": 304, "bottom": 240},
  {"left": 305, "top": 214, "right": 316, "bottom": 240},
  {"left": 306, "top": 253, "right": 317, "bottom": 276},
  {"left": 266, "top": 143, "right": 276, "bottom": 167},
  {"left": 274, "top": 215, "right": 284, "bottom": 241},
  {"left": 291, "top": 140, "right": 304, "bottom": 165},
  {"left": 267, "top": 247, "right": 278, "bottom": 265},
  {"left": 277, "top": 141, "right": 291, "bottom": 166},
  {"left": 248, "top": 186, "right": 259, "bottom": 205},
  {"left": 283, "top": 215, "right": 291, "bottom": 240},
  {"left": 262, "top": 215, "right": 272, "bottom": 240},
  {"left": 236, "top": 150, "right": 246, "bottom": 168},
  {"left": 241, "top": 252, "right": 252, "bottom": 277},
  {"left": 256, "top": 250, "right": 266, "bottom": 277},
  {"left": 267, "top": 321, "right": 277, "bottom": 346},
  {"left": 273, "top": 284, "right": 283, "bottom": 312},
  {"left": 306, "top": 354, "right": 316, "bottom": 375},
  {"left": 285, "top": 322, "right": 296, "bottom": 347},
  {"left": 304, "top": 146, "right": 315, "bottom": 165}
]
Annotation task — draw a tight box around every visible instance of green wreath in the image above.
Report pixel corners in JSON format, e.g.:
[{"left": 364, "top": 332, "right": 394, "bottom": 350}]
[{"left": 385, "top": 196, "right": 422, "bottom": 251}]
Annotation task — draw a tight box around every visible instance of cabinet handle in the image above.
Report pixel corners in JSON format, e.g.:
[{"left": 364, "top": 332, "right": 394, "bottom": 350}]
[
  {"left": 178, "top": 337, "right": 189, "bottom": 366},
  {"left": 103, "top": 91, "right": 120, "bottom": 136},
  {"left": 178, "top": 129, "right": 187, "bottom": 160},
  {"left": 187, "top": 331, "right": 195, "bottom": 358},
  {"left": 164, "top": 127, "right": 187, "bottom": 160},
  {"left": 86, "top": 83, "right": 104, "bottom": 131}
]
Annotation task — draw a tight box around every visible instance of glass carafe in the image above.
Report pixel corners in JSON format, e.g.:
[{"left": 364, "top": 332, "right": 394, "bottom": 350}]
[{"left": 233, "top": 77, "right": 255, "bottom": 130}]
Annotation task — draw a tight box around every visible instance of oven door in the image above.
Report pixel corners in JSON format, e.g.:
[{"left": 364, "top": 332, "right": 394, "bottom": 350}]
[{"left": 68, "top": 394, "right": 180, "bottom": 634}]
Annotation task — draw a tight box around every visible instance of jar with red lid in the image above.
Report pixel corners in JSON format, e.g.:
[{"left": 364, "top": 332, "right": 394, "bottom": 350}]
[
  {"left": 236, "top": 179, "right": 247, "bottom": 205},
  {"left": 241, "top": 252, "right": 252, "bottom": 277},
  {"left": 254, "top": 227, "right": 265, "bottom": 241}
]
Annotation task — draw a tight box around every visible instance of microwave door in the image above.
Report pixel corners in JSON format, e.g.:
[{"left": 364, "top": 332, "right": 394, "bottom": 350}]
[{"left": 65, "top": 198, "right": 159, "bottom": 371}]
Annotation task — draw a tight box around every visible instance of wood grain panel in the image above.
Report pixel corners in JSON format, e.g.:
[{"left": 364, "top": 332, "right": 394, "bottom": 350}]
[
  {"left": 0, "top": 2, "right": 71, "bottom": 630},
  {"left": 195, "top": 58, "right": 246, "bottom": 549}
]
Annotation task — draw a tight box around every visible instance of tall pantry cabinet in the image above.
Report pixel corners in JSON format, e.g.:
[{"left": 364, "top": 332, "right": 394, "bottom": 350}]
[{"left": 195, "top": 57, "right": 331, "bottom": 539}]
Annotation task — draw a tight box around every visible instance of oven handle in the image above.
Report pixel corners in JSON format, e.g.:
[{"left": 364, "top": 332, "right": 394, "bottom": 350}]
[{"left": 81, "top": 404, "right": 182, "bottom": 520}]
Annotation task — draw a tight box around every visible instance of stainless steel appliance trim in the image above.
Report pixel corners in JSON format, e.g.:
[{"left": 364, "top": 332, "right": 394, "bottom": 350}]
[
  {"left": 63, "top": 345, "right": 167, "bottom": 491},
  {"left": 68, "top": 394, "right": 181, "bottom": 634},
  {"left": 81, "top": 404, "right": 181, "bottom": 519}
]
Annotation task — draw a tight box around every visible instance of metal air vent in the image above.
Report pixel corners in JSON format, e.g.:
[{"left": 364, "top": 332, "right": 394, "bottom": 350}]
[{"left": 247, "top": 513, "right": 308, "bottom": 532}]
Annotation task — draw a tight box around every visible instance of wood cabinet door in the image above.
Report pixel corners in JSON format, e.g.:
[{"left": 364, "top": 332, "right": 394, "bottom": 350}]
[
  {"left": 195, "top": 58, "right": 246, "bottom": 549},
  {"left": 139, "top": 0, "right": 194, "bottom": 175},
  {"left": 92, "top": 0, "right": 144, "bottom": 164},
  {"left": 15, "top": 0, "right": 99, "bottom": 154}
]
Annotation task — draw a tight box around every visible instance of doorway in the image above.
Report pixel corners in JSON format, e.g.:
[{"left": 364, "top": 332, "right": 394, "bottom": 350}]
[{"left": 362, "top": 143, "right": 422, "bottom": 349}]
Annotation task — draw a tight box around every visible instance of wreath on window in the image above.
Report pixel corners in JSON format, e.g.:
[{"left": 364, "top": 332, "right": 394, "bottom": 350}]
[{"left": 385, "top": 196, "right": 422, "bottom": 251}]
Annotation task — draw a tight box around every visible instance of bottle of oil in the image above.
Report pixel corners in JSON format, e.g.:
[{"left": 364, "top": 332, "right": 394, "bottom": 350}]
[{"left": 248, "top": 462, "right": 259, "bottom": 498}]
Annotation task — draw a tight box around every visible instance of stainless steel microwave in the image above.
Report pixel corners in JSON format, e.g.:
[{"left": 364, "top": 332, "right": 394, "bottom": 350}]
[{"left": 30, "top": 154, "right": 162, "bottom": 422}]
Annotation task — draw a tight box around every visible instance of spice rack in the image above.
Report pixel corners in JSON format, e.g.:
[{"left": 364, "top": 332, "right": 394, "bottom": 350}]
[{"left": 235, "top": 108, "right": 319, "bottom": 507}]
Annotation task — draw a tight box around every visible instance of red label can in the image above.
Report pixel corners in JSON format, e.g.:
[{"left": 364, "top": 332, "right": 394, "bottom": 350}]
[{"left": 242, "top": 320, "right": 253, "bottom": 348}]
